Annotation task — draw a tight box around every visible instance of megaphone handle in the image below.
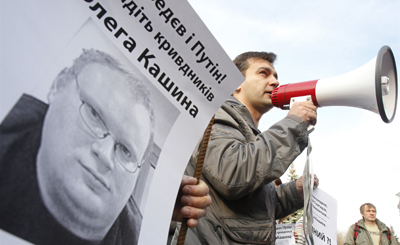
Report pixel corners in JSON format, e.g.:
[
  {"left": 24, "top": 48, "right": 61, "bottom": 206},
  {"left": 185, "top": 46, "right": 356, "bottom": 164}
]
[{"left": 289, "top": 95, "right": 315, "bottom": 134}]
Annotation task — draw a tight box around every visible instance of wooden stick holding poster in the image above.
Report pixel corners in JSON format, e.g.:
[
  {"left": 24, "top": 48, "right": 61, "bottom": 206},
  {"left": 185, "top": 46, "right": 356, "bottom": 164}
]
[{"left": 177, "top": 115, "right": 215, "bottom": 245}]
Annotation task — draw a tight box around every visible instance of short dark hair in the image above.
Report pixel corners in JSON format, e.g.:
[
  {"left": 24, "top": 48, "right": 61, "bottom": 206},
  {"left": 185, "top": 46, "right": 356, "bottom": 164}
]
[
  {"left": 360, "top": 203, "right": 376, "bottom": 213},
  {"left": 233, "top": 51, "right": 277, "bottom": 76}
]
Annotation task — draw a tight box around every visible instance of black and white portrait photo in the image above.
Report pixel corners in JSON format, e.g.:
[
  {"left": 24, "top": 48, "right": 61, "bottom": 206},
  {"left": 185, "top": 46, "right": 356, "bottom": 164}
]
[
  {"left": 0, "top": 17, "right": 179, "bottom": 245},
  {"left": 1, "top": 1, "right": 242, "bottom": 244}
]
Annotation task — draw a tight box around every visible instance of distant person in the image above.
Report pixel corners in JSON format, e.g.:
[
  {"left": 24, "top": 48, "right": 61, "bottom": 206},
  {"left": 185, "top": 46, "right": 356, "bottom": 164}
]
[
  {"left": 344, "top": 203, "right": 398, "bottom": 245},
  {"left": 0, "top": 49, "right": 211, "bottom": 245}
]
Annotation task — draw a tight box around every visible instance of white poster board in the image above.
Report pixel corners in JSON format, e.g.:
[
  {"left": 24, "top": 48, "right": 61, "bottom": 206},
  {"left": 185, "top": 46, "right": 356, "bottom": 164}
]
[
  {"left": 311, "top": 188, "right": 337, "bottom": 245},
  {"left": 275, "top": 223, "right": 295, "bottom": 245},
  {"left": 277, "top": 189, "right": 337, "bottom": 245},
  {"left": 0, "top": 1, "right": 243, "bottom": 244}
]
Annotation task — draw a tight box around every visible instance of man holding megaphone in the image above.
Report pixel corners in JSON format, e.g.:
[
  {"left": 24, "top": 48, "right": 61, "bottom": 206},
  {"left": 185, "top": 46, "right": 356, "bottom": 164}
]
[
  {"left": 172, "top": 51, "right": 319, "bottom": 245},
  {"left": 234, "top": 53, "right": 318, "bottom": 127}
]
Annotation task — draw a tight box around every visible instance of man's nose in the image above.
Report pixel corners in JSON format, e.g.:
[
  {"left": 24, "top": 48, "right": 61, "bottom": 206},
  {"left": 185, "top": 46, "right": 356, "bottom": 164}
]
[
  {"left": 270, "top": 77, "right": 279, "bottom": 88},
  {"left": 90, "top": 135, "right": 115, "bottom": 171}
]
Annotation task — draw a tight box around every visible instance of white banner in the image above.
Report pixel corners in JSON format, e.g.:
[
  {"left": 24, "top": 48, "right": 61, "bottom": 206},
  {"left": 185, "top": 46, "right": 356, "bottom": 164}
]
[
  {"left": 276, "top": 223, "right": 296, "bottom": 245},
  {"left": 312, "top": 188, "right": 337, "bottom": 245},
  {"left": 0, "top": 1, "right": 243, "bottom": 244}
]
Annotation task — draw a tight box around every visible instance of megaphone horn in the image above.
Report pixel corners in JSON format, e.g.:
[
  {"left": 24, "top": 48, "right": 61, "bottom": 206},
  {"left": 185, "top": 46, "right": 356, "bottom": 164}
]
[{"left": 271, "top": 45, "right": 398, "bottom": 123}]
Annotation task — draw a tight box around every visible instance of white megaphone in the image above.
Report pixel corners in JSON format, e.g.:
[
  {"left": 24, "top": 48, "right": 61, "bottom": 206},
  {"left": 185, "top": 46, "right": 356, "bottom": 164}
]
[{"left": 271, "top": 45, "right": 398, "bottom": 123}]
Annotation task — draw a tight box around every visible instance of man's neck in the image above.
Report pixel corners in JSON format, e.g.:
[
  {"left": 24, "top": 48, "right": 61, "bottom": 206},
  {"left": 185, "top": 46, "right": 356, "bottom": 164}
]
[
  {"left": 233, "top": 95, "right": 266, "bottom": 127},
  {"left": 364, "top": 219, "right": 377, "bottom": 226},
  {"left": 245, "top": 106, "right": 263, "bottom": 127}
]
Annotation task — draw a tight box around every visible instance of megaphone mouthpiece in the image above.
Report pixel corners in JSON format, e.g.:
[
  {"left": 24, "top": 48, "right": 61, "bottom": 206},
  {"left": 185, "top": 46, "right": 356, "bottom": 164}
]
[{"left": 271, "top": 80, "right": 319, "bottom": 109}]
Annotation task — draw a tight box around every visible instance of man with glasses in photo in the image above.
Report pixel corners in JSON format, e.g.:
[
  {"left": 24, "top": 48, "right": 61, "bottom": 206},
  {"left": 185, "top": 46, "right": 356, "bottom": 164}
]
[{"left": 0, "top": 49, "right": 211, "bottom": 245}]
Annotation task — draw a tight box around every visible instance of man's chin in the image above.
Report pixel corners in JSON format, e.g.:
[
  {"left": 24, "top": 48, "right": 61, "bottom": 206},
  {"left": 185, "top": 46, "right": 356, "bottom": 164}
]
[{"left": 67, "top": 185, "right": 108, "bottom": 213}]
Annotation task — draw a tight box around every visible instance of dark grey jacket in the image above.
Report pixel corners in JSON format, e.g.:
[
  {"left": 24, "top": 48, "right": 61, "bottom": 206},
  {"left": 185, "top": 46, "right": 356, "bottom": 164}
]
[
  {"left": 344, "top": 219, "right": 399, "bottom": 245},
  {"left": 172, "top": 96, "right": 308, "bottom": 244}
]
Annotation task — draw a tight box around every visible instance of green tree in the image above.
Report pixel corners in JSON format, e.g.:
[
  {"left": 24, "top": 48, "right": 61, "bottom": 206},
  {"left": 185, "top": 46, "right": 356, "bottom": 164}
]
[
  {"left": 287, "top": 163, "right": 299, "bottom": 181},
  {"left": 282, "top": 208, "right": 303, "bottom": 224}
]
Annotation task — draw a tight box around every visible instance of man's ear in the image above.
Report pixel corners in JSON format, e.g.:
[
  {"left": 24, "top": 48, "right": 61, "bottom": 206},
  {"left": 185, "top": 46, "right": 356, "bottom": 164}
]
[
  {"left": 232, "top": 81, "right": 245, "bottom": 98},
  {"left": 48, "top": 68, "right": 72, "bottom": 103},
  {"left": 47, "top": 80, "right": 58, "bottom": 103},
  {"left": 231, "top": 84, "right": 242, "bottom": 98},
  {"left": 235, "top": 85, "right": 242, "bottom": 93}
]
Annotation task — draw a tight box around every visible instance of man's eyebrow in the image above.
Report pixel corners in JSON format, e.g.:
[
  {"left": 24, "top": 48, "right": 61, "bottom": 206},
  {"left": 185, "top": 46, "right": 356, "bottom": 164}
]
[
  {"left": 88, "top": 97, "right": 135, "bottom": 154},
  {"left": 257, "top": 66, "right": 278, "bottom": 79}
]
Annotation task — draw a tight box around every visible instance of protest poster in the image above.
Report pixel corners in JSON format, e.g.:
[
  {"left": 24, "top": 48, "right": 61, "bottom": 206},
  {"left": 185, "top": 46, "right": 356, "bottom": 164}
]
[
  {"left": 0, "top": 1, "right": 243, "bottom": 244},
  {"left": 277, "top": 189, "right": 337, "bottom": 245},
  {"left": 275, "top": 223, "right": 295, "bottom": 245},
  {"left": 311, "top": 188, "right": 338, "bottom": 245}
]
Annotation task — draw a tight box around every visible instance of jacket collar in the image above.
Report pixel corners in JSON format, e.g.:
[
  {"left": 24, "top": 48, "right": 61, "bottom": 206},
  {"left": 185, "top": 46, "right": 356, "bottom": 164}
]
[
  {"left": 357, "top": 218, "right": 388, "bottom": 231},
  {"left": 225, "top": 96, "right": 261, "bottom": 134}
]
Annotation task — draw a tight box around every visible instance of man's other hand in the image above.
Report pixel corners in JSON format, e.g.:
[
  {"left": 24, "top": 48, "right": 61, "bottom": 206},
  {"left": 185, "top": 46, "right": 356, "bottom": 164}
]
[
  {"left": 172, "top": 175, "right": 212, "bottom": 228},
  {"left": 295, "top": 174, "right": 319, "bottom": 199}
]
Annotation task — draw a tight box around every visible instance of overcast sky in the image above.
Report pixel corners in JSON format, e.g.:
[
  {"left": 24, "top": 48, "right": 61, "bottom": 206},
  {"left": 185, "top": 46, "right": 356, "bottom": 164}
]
[{"left": 187, "top": 0, "right": 400, "bottom": 234}]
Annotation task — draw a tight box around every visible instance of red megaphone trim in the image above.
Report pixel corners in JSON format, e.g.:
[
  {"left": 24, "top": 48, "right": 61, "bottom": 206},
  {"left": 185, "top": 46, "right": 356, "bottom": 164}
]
[{"left": 271, "top": 80, "right": 320, "bottom": 109}]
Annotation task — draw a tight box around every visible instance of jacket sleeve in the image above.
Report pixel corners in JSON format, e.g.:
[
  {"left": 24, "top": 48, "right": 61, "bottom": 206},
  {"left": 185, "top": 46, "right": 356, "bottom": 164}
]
[
  {"left": 201, "top": 115, "right": 308, "bottom": 200},
  {"left": 274, "top": 180, "right": 304, "bottom": 219},
  {"left": 344, "top": 225, "right": 356, "bottom": 245}
]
